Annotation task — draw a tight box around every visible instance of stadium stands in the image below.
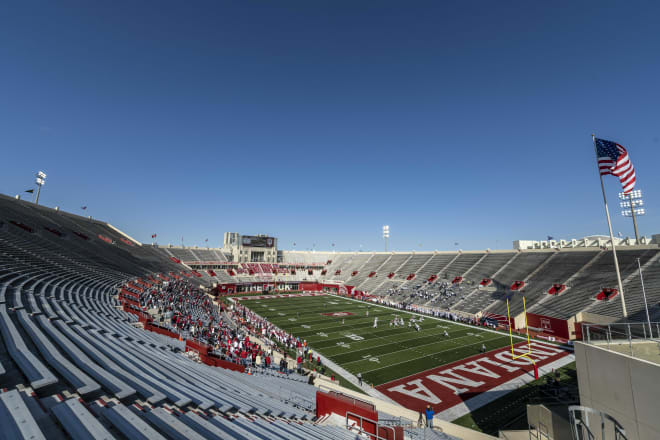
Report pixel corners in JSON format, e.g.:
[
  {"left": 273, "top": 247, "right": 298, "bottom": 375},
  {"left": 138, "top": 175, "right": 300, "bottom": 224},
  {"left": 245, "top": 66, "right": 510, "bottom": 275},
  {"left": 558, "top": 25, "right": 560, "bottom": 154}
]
[
  {"left": 0, "top": 196, "right": 357, "bottom": 439},
  {"left": 4, "top": 191, "right": 660, "bottom": 438}
]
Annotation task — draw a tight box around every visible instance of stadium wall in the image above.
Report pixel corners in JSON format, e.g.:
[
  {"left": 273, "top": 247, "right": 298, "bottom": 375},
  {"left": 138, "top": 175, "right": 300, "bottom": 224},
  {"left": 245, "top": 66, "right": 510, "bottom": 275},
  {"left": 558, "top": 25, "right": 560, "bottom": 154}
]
[
  {"left": 515, "top": 313, "right": 571, "bottom": 340},
  {"left": 574, "top": 341, "right": 660, "bottom": 440}
]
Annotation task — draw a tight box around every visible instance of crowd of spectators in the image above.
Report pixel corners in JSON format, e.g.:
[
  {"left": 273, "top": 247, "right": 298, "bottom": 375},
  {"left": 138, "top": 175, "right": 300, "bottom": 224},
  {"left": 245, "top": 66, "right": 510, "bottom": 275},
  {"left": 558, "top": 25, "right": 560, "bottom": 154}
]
[
  {"left": 368, "top": 293, "right": 498, "bottom": 328},
  {"left": 386, "top": 279, "right": 466, "bottom": 308},
  {"left": 138, "top": 281, "right": 321, "bottom": 374}
]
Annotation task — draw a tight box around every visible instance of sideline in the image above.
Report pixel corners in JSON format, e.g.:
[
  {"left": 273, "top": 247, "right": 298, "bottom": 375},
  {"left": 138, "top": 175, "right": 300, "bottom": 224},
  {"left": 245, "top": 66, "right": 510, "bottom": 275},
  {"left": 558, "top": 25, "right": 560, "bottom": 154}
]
[{"left": 331, "top": 293, "right": 569, "bottom": 347}]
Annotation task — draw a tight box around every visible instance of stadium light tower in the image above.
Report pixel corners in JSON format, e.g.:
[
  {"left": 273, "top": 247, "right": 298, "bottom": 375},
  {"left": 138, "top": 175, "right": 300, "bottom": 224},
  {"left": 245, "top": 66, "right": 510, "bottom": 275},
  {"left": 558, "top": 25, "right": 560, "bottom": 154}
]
[
  {"left": 382, "top": 225, "right": 390, "bottom": 252},
  {"left": 34, "top": 171, "right": 47, "bottom": 205},
  {"left": 619, "top": 189, "right": 644, "bottom": 243}
]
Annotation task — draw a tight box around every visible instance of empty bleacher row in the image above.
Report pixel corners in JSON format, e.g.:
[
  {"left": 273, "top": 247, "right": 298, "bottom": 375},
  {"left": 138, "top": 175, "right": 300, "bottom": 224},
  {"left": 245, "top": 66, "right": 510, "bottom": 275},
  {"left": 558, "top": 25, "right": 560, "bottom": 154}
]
[
  {"left": 1, "top": 197, "right": 361, "bottom": 439},
  {"left": 171, "top": 237, "right": 660, "bottom": 323},
  {"left": 1, "top": 389, "right": 358, "bottom": 440},
  {"left": 305, "top": 247, "right": 660, "bottom": 323}
]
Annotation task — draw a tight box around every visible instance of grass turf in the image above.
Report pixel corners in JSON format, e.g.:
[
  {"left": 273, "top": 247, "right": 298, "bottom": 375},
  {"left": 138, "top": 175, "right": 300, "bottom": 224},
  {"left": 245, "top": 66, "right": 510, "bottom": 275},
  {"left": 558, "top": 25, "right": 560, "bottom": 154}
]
[
  {"left": 236, "top": 294, "right": 513, "bottom": 387},
  {"left": 451, "top": 362, "right": 578, "bottom": 435}
]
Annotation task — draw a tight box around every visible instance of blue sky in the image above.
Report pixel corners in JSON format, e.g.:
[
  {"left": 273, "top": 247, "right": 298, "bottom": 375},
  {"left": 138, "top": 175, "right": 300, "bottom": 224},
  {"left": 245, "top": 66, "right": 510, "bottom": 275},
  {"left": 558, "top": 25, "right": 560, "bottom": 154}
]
[{"left": 1, "top": 1, "right": 659, "bottom": 251}]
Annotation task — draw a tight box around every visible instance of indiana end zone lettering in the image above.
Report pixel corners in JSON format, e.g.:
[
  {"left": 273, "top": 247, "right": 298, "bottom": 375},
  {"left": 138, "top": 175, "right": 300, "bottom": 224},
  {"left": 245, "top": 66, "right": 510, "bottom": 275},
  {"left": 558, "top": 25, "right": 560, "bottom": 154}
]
[{"left": 378, "top": 341, "right": 570, "bottom": 414}]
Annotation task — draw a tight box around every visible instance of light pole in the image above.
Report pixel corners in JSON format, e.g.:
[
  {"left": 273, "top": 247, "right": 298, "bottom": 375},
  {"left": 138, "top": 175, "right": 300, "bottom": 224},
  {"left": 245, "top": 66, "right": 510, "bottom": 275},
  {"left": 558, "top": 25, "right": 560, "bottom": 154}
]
[
  {"left": 34, "top": 171, "right": 47, "bottom": 205},
  {"left": 637, "top": 258, "right": 652, "bottom": 337},
  {"left": 619, "top": 189, "right": 645, "bottom": 243},
  {"left": 382, "top": 225, "right": 390, "bottom": 252}
]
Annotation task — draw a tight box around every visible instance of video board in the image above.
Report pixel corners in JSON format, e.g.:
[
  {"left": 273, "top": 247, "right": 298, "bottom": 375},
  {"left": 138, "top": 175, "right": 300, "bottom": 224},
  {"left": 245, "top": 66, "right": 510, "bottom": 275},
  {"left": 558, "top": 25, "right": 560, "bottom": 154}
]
[{"left": 241, "top": 236, "right": 275, "bottom": 248}]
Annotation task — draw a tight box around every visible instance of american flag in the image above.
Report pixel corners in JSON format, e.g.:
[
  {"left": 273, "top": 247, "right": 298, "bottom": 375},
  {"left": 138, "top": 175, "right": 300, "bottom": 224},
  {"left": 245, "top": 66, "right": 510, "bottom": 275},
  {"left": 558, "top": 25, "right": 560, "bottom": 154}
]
[{"left": 595, "top": 138, "right": 636, "bottom": 194}]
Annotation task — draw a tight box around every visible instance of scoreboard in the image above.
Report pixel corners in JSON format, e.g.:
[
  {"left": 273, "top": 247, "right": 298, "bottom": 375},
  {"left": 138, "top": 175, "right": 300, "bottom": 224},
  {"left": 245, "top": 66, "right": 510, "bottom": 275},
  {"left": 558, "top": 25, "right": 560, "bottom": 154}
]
[{"left": 241, "top": 235, "right": 275, "bottom": 248}]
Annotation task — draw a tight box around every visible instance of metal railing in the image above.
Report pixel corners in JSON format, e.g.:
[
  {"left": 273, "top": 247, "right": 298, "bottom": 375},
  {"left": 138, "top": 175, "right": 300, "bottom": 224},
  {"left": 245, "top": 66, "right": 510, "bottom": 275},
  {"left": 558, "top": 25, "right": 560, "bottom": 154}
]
[
  {"left": 569, "top": 405, "right": 627, "bottom": 440},
  {"left": 582, "top": 322, "right": 660, "bottom": 362},
  {"left": 345, "top": 411, "right": 396, "bottom": 440}
]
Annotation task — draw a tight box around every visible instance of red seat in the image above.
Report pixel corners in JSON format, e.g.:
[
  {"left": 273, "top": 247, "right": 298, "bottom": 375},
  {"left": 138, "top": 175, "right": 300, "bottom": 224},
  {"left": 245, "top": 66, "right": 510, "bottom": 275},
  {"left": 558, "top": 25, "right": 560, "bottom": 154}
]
[
  {"left": 97, "top": 234, "right": 113, "bottom": 244},
  {"left": 10, "top": 220, "right": 34, "bottom": 233},
  {"left": 548, "top": 284, "right": 566, "bottom": 295},
  {"left": 44, "top": 226, "right": 63, "bottom": 237},
  {"left": 596, "top": 288, "right": 618, "bottom": 301}
]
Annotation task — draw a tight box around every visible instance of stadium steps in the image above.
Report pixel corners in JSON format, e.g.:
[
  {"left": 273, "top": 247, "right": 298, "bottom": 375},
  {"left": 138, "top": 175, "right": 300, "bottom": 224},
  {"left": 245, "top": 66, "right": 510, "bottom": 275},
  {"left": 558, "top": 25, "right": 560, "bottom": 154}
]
[{"left": 370, "top": 254, "right": 414, "bottom": 294}]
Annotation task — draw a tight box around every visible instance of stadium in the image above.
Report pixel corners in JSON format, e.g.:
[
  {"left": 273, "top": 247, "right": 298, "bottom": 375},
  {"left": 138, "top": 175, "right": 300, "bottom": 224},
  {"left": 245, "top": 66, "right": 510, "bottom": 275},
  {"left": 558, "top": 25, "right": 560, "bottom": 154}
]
[
  {"left": 1, "top": 191, "right": 659, "bottom": 439},
  {"left": 3, "top": 2, "right": 660, "bottom": 440}
]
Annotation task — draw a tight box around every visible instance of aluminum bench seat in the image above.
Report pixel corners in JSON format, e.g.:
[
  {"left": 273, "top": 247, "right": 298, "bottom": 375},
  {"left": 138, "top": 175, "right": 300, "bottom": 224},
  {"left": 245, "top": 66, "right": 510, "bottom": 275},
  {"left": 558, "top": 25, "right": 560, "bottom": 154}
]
[
  {"left": 51, "top": 398, "right": 115, "bottom": 440},
  {"left": 102, "top": 403, "right": 166, "bottom": 440},
  {"left": 144, "top": 407, "right": 207, "bottom": 440},
  {"left": 0, "top": 389, "right": 47, "bottom": 440},
  {"left": 16, "top": 309, "right": 100, "bottom": 396},
  {"left": 36, "top": 315, "right": 136, "bottom": 400},
  {"left": 55, "top": 322, "right": 166, "bottom": 405},
  {"left": 0, "top": 304, "right": 57, "bottom": 390}
]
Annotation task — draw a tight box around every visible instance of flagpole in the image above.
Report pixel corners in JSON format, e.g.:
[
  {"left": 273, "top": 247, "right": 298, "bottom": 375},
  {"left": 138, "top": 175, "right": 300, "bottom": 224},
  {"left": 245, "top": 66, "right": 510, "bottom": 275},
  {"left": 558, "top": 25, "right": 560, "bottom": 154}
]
[{"left": 593, "top": 134, "right": 627, "bottom": 318}]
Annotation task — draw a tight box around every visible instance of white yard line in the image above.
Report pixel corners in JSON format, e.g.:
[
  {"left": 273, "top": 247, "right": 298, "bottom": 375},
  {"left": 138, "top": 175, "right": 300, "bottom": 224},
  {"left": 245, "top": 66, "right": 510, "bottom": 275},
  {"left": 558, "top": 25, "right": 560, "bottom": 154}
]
[
  {"left": 320, "top": 327, "right": 480, "bottom": 355},
  {"left": 335, "top": 294, "right": 550, "bottom": 344},
  {"left": 354, "top": 334, "right": 506, "bottom": 374}
]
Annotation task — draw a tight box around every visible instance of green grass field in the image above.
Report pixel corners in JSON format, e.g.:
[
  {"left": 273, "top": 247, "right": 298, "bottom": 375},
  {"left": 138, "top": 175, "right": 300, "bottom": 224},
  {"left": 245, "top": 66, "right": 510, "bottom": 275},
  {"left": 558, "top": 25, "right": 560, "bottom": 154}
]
[{"left": 237, "top": 294, "right": 513, "bottom": 386}]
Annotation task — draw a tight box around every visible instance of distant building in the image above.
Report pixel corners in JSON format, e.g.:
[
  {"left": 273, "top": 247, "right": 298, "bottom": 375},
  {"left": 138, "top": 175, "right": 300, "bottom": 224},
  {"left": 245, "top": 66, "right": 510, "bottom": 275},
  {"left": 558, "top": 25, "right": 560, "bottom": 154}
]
[
  {"left": 224, "top": 232, "right": 278, "bottom": 262},
  {"left": 513, "top": 234, "right": 655, "bottom": 250}
]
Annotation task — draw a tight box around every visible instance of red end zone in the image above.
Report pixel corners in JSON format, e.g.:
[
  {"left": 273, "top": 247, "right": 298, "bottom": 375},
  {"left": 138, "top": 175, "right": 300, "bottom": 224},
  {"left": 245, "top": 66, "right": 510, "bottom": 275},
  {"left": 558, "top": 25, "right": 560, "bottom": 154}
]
[{"left": 376, "top": 341, "right": 571, "bottom": 414}]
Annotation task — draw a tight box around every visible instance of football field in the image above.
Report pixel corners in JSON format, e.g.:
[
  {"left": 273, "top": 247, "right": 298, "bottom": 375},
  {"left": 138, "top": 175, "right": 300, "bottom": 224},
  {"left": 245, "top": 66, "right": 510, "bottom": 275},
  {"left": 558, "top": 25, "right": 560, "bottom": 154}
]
[
  {"left": 238, "top": 294, "right": 511, "bottom": 385},
  {"left": 236, "top": 293, "right": 574, "bottom": 418}
]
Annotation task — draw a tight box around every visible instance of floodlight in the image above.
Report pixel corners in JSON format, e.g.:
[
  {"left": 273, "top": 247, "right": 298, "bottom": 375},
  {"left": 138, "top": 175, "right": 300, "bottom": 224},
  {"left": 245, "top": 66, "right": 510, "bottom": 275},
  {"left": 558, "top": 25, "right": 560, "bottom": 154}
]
[
  {"left": 618, "top": 189, "right": 645, "bottom": 242},
  {"left": 620, "top": 200, "right": 644, "bottom": 208},
  {"left": 33, "top": 170, "right": 47, "bottom": 205}
]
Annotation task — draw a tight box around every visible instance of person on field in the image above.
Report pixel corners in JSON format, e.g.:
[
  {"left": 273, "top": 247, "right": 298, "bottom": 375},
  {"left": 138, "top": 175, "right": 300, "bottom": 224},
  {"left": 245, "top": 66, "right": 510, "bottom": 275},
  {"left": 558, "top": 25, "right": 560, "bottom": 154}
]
[
  {"left": 425, "top": 405, "right": 434, "bottom": 428},
  {"left": 357, "top": 372, "right": 363, "bottom": 386},
  {"left": 481, "top": 343, "right": 486, "bottom": 353},
  {"left": 373, "top": 317, "right": 378, "bottom": 328}
]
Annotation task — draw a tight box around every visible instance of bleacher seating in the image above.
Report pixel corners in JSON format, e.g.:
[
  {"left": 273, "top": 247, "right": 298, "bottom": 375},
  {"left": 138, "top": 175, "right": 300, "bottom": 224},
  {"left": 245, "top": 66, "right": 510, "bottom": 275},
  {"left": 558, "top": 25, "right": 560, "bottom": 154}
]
[
  {"left": 3, "top": 192, "right": 660, "bottom": 438},
  {"left": 0, "top": 195, "right": 360, "bottom": 439}
]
